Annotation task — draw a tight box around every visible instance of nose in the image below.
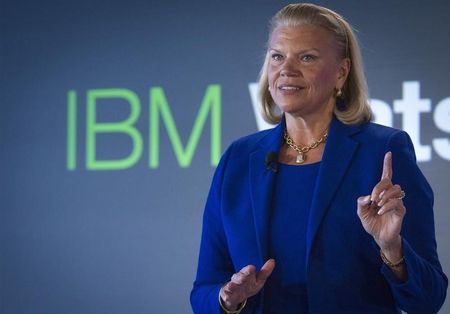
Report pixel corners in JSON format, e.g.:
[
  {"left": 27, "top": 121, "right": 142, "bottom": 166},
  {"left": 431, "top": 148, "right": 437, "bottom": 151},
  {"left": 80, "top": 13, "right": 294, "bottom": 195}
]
[
  {"left": 280, "top": 69, "right": 298, "bottom": 77},
  {"left": 280, "top": 59, "right": 300, "bottom": 77}
]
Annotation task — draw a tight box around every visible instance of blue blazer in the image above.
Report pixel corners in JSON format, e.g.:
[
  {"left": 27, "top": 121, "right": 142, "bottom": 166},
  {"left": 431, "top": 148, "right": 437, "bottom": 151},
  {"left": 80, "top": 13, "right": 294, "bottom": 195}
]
[{"left": 191, "top": 117, "right": 447, "bottom": 313}]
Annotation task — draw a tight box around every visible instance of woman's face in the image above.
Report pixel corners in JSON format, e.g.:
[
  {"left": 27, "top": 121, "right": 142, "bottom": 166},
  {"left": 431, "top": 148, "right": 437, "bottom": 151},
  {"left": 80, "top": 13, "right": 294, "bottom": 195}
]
[{"left": 267, "top": 25, "right": 349, "bottom": 118}]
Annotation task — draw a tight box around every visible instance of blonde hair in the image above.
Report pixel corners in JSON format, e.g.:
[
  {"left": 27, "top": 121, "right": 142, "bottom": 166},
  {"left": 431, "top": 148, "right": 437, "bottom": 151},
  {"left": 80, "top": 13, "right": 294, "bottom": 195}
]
[{"left": 258, "top": 3, "right": 372, "bottom": 125}]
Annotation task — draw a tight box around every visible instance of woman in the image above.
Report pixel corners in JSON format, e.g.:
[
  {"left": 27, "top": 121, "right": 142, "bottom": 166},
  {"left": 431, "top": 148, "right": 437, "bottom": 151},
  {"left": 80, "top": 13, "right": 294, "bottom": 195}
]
[{"left": 191, "top": 3, "right": 447, "bottom": 313}]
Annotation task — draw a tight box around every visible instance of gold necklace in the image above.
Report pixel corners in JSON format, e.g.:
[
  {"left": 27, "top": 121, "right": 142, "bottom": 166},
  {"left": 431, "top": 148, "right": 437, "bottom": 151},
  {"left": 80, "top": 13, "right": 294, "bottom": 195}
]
[{"left": 283, "top": 129, "right": 328, "bottom": 164}]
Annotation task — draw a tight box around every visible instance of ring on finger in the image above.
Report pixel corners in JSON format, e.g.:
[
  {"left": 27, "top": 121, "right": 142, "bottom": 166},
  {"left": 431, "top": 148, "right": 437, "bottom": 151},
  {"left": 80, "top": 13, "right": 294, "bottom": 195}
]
[{"left": 397, "top": 190, "right": 406, "bottom": 200}]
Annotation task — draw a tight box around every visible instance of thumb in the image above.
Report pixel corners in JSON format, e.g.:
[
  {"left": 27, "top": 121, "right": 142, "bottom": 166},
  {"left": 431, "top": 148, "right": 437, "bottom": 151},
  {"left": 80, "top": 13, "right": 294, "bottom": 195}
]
[
  {"left": 357, "top": 195, "right": 371, "bottom": 206},
  {"left": 357, "top": 195, "right": 371, "bottom": 217},
  {"left": 257, "top": 259, "right": 275, "bottom": 282}
]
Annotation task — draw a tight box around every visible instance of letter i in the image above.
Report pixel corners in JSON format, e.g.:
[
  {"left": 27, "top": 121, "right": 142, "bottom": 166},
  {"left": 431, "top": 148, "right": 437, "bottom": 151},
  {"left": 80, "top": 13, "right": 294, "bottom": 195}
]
[{"left": 67, "top": 90, "right": 77, "bottom": 170}]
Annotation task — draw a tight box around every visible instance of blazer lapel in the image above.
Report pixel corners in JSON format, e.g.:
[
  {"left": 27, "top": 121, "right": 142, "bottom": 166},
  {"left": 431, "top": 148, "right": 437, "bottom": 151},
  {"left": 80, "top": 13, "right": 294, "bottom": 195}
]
[
  {"left": 249, "top": 121, "right": 284, "bottom": 267},
  {"left": 306, "top": 118, "right": 361, "bottom": 264}
]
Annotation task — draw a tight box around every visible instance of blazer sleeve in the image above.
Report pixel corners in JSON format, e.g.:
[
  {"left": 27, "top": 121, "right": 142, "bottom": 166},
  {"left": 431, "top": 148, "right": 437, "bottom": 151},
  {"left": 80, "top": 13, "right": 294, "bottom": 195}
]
[
  {"left": 190, "top": 147, "right": 233, "bottom": 314},
  {"left": 381, "top": 130, "right": 448, "bottom": 313},
  {"left": 190, "top": 143, "right": 245, "bottom": 314}
]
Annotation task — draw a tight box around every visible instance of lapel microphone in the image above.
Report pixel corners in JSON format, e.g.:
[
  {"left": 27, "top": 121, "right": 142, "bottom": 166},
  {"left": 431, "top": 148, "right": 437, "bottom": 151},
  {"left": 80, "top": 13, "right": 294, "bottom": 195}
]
[{"left": 265, "top": 152, "right": 279, "bottom": 173}]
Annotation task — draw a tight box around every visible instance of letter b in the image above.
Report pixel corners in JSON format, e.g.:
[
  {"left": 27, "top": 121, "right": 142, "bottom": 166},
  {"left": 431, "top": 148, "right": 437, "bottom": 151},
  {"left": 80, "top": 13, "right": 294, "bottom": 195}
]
[{"left": 86, "top": 89, "right": 143, "bottom": 170}]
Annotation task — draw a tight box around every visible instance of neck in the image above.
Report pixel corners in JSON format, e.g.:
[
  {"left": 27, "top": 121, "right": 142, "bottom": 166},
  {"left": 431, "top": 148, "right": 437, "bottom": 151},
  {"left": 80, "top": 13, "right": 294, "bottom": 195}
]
[{"left": 284, "top": 111, "right": 333, "bottom": 145}]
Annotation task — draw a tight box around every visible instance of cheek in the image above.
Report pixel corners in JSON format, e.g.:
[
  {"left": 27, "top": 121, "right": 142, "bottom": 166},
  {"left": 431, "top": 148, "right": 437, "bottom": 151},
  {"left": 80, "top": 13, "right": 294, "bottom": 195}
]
[
  {"left": 267, "top": 66, "right": 277, "bottom": 86},
  {"left": 311, "top": 67, "right": 339, "bottom": 90}
]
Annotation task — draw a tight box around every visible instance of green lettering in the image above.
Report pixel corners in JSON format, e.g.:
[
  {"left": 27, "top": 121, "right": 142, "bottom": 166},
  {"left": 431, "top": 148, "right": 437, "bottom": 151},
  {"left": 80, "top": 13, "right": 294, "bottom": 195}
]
[
  {"left": 86, "top": 89, "right": 143, "bottom": 170},
  {"left": 149, "top": 85, "right": 221, "bottom": 168},
  {"left": 67, "top": 90, "right": 77, "bottom": 170}
]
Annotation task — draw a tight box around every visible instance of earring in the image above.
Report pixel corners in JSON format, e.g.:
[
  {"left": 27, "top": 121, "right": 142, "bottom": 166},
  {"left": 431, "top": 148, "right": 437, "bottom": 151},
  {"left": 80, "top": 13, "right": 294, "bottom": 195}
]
[{"left": 335, "top": 88, "right": 346, "bottom": 111}]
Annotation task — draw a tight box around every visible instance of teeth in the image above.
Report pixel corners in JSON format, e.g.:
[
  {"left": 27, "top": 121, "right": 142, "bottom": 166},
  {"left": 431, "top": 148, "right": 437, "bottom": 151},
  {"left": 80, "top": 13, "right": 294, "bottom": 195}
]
[{"left": 280, "top": 86, "right": 300, "bottom": 90}]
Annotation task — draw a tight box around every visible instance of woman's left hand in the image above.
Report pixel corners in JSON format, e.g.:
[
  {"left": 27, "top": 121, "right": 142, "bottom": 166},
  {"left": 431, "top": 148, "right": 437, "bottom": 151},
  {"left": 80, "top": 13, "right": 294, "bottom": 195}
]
[{"left": 357, "top": 152, "right": 406, "bottom": 252}]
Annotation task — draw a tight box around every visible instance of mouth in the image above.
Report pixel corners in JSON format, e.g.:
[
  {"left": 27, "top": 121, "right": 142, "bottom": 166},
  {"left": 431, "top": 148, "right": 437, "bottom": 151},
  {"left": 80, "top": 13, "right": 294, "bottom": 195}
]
[{"left": 277, "top": 84, "right": 304, "bottom": 91}]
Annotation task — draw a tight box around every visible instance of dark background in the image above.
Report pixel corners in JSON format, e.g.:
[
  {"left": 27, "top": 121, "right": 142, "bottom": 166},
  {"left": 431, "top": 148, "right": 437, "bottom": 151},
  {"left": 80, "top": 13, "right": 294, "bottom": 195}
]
[{"left": 1, "top": 0, "right": 449, "bottom": 313}]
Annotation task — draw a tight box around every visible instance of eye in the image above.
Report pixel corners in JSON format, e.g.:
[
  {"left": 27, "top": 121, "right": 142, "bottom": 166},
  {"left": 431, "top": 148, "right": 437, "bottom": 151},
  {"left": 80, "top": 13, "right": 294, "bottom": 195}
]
[
  {"left": 271, "top": 53, "right": 283, "bottom": 62},
  {"left": 300, "top": 54, "right": 316, "bottom": 62}
]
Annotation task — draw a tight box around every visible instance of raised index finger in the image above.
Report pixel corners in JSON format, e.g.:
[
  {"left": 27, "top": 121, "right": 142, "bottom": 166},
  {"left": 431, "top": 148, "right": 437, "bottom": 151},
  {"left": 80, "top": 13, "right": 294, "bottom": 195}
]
[{"left": 381, "top": 151, "right": 393, "bottom": 180}]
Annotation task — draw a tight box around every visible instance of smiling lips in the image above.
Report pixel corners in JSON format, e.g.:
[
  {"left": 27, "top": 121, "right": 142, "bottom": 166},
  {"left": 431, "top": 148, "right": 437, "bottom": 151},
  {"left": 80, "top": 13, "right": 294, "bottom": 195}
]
[{"left": 278, "top": 84, "right": 304, "bottom": 91}]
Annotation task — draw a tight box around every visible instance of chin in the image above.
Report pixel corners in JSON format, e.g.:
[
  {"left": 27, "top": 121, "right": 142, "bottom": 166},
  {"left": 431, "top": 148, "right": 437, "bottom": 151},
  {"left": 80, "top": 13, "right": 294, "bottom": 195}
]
[{"left": 278, "top": 103, "right": 307, "bottom": 114}]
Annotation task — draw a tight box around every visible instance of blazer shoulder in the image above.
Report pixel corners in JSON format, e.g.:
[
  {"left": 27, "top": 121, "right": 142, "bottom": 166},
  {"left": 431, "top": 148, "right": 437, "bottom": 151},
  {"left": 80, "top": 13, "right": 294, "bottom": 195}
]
[
  {"left": 228, "top": 126, "right": 278, "bottom": 154},
  {"left": 356, "top": 122, "right": 406, "bottom": 142}
]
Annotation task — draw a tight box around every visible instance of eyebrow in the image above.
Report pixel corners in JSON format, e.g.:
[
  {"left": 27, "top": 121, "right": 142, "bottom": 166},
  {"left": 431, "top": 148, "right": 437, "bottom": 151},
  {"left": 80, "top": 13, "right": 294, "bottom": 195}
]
[{"left": 269, "top": 47, "right": 320, "bottom": 54}]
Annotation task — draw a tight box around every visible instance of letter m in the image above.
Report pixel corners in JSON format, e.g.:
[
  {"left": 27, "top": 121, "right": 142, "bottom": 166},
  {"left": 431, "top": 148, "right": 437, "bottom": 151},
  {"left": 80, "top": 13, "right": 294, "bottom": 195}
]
[{"left": 149, "top": 85, "right": 221, "bottom": 168}]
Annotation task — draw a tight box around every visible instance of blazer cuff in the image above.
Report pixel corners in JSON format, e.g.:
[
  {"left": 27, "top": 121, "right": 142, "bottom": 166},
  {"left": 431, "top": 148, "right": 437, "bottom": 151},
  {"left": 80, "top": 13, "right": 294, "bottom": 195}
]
[{"left": 380, "top": 238, "right": 414, "bottom": 287}]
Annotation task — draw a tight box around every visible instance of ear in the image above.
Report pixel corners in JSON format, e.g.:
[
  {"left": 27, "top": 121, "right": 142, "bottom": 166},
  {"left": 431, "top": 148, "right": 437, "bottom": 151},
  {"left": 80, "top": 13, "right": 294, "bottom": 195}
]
[{"left": 336, "top": 58, "right": 351, "bottom": 89}]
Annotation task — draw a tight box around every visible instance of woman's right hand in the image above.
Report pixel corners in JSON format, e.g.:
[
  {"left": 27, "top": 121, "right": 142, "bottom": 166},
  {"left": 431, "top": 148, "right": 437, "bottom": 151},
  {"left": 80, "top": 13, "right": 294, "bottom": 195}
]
[{"left": 219, "top": 259, "right": 275, "bottom": 311}]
